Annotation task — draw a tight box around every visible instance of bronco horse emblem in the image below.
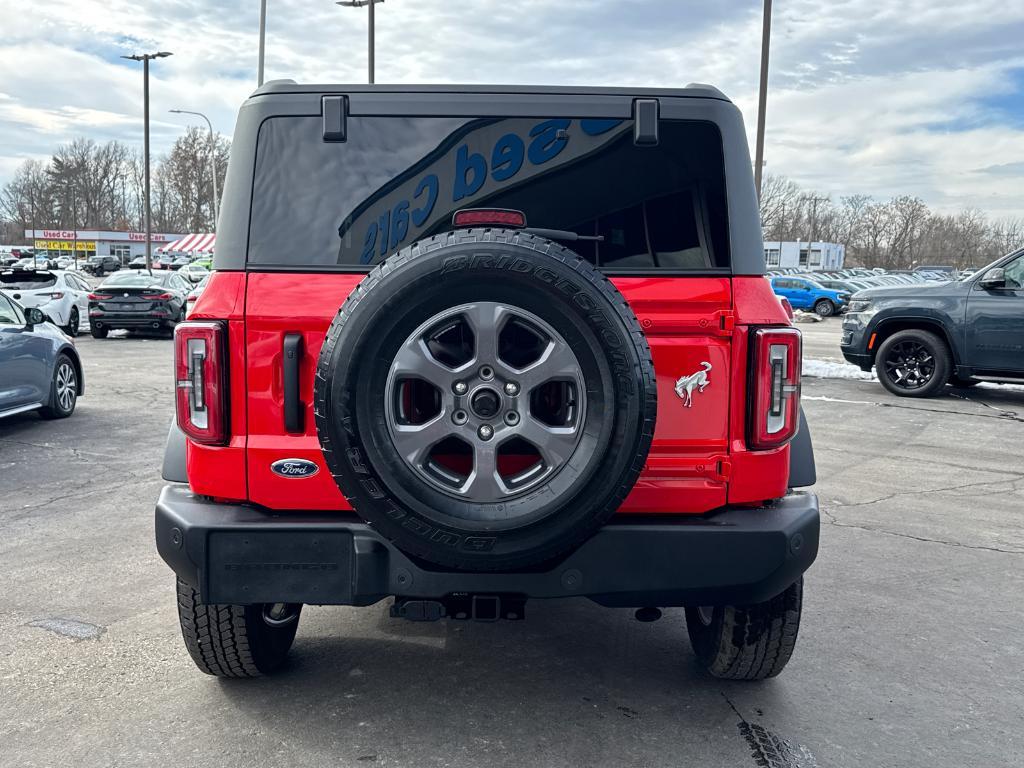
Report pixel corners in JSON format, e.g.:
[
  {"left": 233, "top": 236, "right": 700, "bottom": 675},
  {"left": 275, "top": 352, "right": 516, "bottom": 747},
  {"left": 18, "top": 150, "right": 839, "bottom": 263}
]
[{"left": 674, "top": 362, "right": 712, "bottom": 408}]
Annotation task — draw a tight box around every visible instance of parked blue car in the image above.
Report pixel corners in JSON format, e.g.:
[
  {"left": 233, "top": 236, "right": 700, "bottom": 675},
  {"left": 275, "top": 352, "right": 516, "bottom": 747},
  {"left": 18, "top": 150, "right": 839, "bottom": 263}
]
[
  {"left": 770, "top": 276, "right": 852, "bottom": 317},
  {"left": 0, "top": 292, "right": 84, "bottom": 420}
]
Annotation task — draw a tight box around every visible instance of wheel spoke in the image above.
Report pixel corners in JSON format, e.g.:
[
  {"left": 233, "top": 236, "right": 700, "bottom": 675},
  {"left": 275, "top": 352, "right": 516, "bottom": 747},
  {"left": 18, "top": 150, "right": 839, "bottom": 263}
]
[
  {"left": 461, "top": 303, "right": 508, "bottom": 366},
  {"left": 517, "top": 414, "right": 579, "bottom": 468},
  {"left": 390, "top": 413, "right": 453, "bottom": 464},
  {"left": 516, "top": 339, "right": 579, "bottom": 391},
  {"left": 460, "top": 443, "right": 504, "bottom": 499},
  {"left": 392, "top": 338, "right": 461, "bottom": 390}
]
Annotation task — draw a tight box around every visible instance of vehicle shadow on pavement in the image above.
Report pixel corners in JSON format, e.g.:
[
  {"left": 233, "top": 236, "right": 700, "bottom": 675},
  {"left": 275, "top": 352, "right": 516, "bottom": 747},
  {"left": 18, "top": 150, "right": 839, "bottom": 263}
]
[{"left": 211, "top": 599, "right": 795, "bottom": 762}]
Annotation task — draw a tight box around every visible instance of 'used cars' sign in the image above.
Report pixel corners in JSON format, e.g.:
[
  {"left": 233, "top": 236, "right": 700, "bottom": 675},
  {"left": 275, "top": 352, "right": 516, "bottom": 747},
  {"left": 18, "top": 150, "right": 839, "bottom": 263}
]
[{"left": 337, "top": 118, "right": 630, "bottom": 264}]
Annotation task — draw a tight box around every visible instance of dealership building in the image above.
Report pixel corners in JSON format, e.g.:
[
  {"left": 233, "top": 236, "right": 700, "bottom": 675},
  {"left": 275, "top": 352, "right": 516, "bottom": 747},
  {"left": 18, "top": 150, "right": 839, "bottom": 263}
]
[
  {"left": 762, "top": 240, "right": 845, "bottom": 271},
  {"left": 26, "top": 228, "right": 188, "bottom": 263}
]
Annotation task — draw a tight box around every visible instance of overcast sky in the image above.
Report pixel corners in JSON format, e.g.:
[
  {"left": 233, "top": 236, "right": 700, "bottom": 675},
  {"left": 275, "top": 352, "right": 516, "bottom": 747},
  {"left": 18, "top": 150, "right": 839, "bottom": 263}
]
[{"left": 1, "top": 0, "right": 1022, "bottom": 217}]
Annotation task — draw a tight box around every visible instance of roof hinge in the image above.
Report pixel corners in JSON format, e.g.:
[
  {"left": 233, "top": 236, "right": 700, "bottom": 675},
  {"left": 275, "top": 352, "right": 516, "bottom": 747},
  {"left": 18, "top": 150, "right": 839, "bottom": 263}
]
[
  {"left": 632, "top": 99, "right": 660, "bottom": 146},
  {"left": 322, "top": 95, "right": 348, "bottom": 142}
]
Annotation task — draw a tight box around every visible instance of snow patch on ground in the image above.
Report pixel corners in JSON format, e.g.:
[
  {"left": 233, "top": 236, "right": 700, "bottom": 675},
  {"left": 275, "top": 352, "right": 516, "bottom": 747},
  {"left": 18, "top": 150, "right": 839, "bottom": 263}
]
[
  {"left": 979, "top": 382, "right": 1024, "bottom": 392},
  {"left": 802, "top": 359, "right": 876, "bottom": 381}
]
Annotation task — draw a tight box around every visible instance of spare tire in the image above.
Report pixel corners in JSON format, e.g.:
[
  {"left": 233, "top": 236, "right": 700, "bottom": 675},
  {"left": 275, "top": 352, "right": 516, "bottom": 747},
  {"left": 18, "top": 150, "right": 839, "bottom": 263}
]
[{"left": 314, "top": 229, "right": 656, "bottom": 571}]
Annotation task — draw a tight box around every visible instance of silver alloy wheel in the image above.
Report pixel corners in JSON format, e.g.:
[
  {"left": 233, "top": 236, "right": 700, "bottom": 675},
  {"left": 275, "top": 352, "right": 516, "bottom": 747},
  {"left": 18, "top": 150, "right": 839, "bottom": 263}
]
[
  {"left": 384, "top": 302, "right": 586, "bottom": 503},
  {"left": 56, "top": 360, "right": 76, "bottom": 413}
]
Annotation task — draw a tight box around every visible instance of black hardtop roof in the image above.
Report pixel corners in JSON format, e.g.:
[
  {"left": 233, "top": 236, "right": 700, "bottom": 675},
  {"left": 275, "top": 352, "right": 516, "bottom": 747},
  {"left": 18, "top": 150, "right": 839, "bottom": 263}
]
[{"left": 250, "top": 81, "right": 731, "bottom": 102}]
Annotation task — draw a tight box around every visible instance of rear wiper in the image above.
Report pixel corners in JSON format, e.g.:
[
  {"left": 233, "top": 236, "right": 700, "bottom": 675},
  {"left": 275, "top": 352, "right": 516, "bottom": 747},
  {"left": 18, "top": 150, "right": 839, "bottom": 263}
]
[{"left": 523, "top": 228, "right": 604, "bottom": 243}]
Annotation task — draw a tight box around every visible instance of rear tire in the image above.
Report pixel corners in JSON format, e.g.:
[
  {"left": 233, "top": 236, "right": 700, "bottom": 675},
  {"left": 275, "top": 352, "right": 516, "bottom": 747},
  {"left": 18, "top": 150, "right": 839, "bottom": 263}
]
[
  {"left": 90, "top": 326, "right": 108, "bottom": 339},
  {"left": 175, "top": 578, "right": 300, "bottom": 678},
  {"left": 64, "top": 307, "right": 80, "bottom": 337},
  {"left": 685, "top": 577, "right": 803, "bottom": 681}
]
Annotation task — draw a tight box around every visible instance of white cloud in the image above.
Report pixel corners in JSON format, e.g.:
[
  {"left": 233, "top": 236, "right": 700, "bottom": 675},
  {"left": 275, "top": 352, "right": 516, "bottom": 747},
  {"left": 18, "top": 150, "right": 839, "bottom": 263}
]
[{"left": 0, "top": 0, "right": 1021, "bottom": 218}]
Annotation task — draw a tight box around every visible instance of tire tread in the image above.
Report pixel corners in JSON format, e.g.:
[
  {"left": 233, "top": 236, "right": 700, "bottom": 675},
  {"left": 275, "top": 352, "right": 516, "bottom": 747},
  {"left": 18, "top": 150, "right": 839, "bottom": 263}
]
[
  {"left": 686, "top": 578, "right": 803, "bottom": 681},
  {"left": 175, "top": 578, "right": 262, "bottom": 678}
]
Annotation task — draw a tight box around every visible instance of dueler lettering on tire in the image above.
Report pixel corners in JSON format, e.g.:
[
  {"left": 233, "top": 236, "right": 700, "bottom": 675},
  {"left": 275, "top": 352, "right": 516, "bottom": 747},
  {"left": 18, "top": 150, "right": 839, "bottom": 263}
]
[{"left": 314, "top": 228, "right": 657, "bottom": 571}]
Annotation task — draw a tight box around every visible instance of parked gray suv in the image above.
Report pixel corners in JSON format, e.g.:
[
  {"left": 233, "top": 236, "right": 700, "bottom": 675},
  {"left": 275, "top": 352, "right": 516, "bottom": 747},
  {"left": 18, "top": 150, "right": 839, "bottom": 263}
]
[{"left": 841, "top": 249, "right": 1024, "bottom": 396}]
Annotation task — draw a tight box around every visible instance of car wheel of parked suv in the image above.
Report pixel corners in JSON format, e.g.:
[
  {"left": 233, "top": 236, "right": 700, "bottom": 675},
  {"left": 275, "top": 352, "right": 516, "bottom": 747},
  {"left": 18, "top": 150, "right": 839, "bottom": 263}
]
[
  {"left": 90, "top": 326, "right": 108, "bottom": 339},
  {"left": 685, "top": 577, "right": 803, "bottom": 680},
  {"left": 314, "top": 229, "right": 657, "bottom": 572},
  {"left": 813, "top": 299, "right": 835, "bottom": 317},
  {"left": 876, "top": 329, "right": 951, "bottom": 398},
  {"left": 39, "top": 353, "right": 79, "bottom": 419},
  {"left": 176, "top": 579, "right": 301, "bottom": 677}
]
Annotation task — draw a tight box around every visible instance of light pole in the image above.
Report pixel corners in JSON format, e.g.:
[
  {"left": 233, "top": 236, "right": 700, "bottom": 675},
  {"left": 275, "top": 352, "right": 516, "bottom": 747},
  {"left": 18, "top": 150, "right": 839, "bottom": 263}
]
[
  {"left": 337, "top": 0, "right": 384, "bottom": 84},
  {"left": 258, "top": 0, "right": 267, "bottom": 86},
  {"left": 121, "top": 51, "right": 172, "bottom": 274},
  {"left": 753, "top": 0, "right": 772, "bottom": 200},
  {"left": 170, "top": 109, "right": 220, "bottom": 231}
]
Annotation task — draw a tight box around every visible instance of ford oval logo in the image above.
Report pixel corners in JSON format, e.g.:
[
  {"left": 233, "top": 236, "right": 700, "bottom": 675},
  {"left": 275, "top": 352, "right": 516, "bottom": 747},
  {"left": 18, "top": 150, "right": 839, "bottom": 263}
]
[{"left": 270, "top": 458, "right": 320, "bottom": 478}]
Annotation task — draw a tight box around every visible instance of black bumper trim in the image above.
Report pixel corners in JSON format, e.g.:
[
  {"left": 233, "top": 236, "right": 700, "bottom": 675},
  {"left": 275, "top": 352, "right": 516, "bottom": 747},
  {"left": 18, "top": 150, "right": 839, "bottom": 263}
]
[{"left": 155, "top": 485, "right": 819, "bottom": 608}]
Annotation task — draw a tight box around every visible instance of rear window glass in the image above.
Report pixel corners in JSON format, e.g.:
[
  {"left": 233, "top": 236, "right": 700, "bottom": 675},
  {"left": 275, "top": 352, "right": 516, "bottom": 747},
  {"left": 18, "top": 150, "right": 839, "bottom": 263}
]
[
  {"left": 101, "top": 272, "right": 173, "bottom": 287},
  {"left": 249, "top": 115, "right": 730, "bottom": 271},
  {"left": 1, "top": 272, "right": 57, "bottom": 289}
]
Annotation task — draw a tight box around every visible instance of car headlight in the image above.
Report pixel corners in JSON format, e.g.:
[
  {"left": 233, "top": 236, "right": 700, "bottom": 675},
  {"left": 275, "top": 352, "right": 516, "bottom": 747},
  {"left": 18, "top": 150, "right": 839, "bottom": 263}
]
[{"left": 847, "top": 299, "right": 872, "bottom": 313}]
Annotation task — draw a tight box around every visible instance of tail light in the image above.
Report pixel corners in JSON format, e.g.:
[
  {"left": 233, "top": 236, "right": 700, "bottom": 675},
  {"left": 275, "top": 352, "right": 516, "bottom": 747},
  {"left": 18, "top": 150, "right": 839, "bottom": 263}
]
[
  {"left": 147, "top": 292, "right": 174, "bottom": 300},
  {"left": 42, "top": 291, "right": 64, "bottom": 300},
  {"left": 748, "top": 327, "right": 802, "bottom": 449},
  {"left": 452, "top": 208, "right": 527, "bottom": 228},
  {"left": 175, "top": 321, "right": 228, "bottom": 445},
  {"left": 88, "top": 293, "right": 112, "bottom": 300}
]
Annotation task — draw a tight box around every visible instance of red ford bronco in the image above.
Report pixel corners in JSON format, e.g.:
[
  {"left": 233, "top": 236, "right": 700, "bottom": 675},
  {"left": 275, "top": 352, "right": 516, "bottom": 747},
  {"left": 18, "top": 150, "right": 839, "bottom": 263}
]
[{"left": 157, "top": 83, "right": 819, "bottom": 680}]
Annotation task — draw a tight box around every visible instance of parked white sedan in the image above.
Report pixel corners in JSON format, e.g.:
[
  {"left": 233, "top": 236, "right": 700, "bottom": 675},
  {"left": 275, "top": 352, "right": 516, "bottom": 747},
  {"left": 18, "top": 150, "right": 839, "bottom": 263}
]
[
  {"left": 179, "top": 263, "right": 210, "bottom": 284},
  {"left": 0, "top": 269, "right": 92, "bottom": 336}
]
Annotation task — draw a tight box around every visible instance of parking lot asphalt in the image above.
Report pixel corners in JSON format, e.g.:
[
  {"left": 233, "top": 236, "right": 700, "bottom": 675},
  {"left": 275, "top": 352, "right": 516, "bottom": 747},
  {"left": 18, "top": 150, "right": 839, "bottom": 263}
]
[
  {"left": 797, "top": 316, "right": 849, "bottom": 361},
  {"left": 1, "top": 332, "right": 1022, "bottom": 768}
]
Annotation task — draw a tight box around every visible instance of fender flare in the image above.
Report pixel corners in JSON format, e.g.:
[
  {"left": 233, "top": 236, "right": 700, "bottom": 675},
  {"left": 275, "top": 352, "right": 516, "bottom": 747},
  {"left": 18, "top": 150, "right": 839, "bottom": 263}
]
[
  {"left": 162, "top": 420, "right": 188, "bottom": 483},
  {"left": 788, "top": 406, "right": 816, "bottom": 488}
]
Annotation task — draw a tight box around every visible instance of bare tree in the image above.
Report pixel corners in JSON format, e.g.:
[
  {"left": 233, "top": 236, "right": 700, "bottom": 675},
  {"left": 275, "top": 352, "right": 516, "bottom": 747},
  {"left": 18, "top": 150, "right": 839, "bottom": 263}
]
[{"left": 0, "top": 131, "right": 229, "bottom": 242}]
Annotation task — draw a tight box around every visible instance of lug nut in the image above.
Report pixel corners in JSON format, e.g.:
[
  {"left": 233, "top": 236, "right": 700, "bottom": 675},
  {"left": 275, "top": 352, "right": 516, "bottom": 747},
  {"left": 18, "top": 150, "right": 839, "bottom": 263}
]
[
  {"left": 453, "top": 381, "right": 468, "bottom": 395},
  {"left": 452, "top": 410, "right": 468, "bottom": 425},
  {"left": 504, "top": 381, "right": 519, "bottom": 396},
  {"left": 478, "top": 424, "right": 494, "bottom": 441},
  {"left": 479, "top": 366, "right": 494, "bottom": 380},
  {"left": 504, "top": 411, "right": 520, "bottom": 426}
]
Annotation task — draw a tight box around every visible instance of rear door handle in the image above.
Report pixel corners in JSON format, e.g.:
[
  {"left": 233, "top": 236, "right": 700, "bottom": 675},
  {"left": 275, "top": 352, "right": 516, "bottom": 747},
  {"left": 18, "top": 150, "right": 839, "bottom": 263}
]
[{"left": 283, "top": 333, "right": 304, "bottom": 433}]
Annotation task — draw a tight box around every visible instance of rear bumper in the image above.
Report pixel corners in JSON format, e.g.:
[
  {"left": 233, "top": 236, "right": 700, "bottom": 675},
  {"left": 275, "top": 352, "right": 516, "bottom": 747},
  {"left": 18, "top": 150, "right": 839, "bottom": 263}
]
[
  {"left": 155, "top": 485, "right": 819, "bottom": 608},
  {"left": 90, "top": 312, "right": 175, "bottom": 328}
]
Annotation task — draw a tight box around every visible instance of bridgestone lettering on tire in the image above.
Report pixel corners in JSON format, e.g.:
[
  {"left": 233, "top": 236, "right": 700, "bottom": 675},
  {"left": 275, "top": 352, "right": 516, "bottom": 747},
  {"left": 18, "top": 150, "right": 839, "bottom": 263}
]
[{"left": 314, "top": 228, "right": 657, "bottom": 571}]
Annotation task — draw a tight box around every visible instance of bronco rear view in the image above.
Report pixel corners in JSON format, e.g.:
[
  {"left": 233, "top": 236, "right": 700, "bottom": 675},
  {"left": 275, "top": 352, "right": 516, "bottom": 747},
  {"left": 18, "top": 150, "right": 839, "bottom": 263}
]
[{"left": 157, "top": 83, "right": 819, "bottom": 680}]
